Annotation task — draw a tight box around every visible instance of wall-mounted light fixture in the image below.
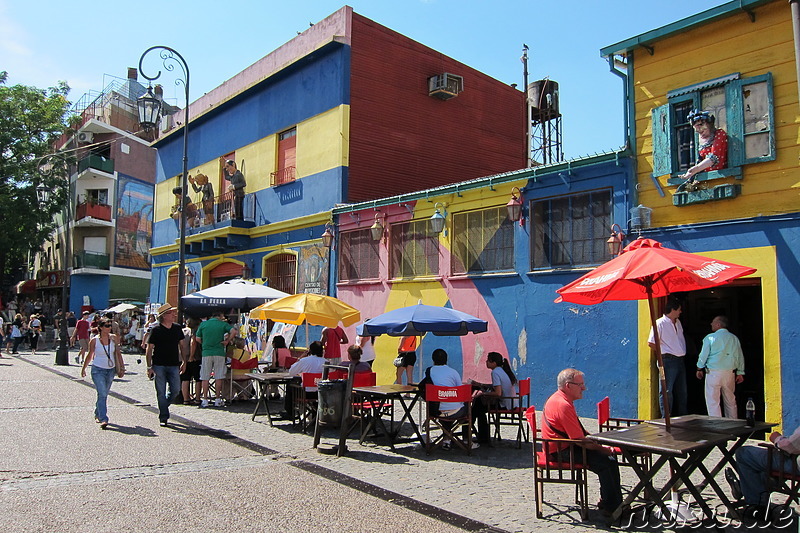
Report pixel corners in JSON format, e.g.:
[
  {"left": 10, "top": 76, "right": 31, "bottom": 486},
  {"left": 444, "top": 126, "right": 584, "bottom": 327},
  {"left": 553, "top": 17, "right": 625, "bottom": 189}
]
[
  {"left": 321, "top": 222, "right": 335, "bottom": 248},
  {"left": 430, "top": 202, "right": 447, "bottom": 235},
  {"left": 370, "top": 212, "right": 384, "bottom": 242},
  {"left": 507, "top": 186, "right": 523, "bottom": 222},
  {"left": 607, "top": 223, "right": 626, "bottom": 257}
]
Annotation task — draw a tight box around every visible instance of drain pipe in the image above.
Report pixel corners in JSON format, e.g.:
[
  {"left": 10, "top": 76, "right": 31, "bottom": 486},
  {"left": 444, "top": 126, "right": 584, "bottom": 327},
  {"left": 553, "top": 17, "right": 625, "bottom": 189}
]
[
  {"left": 607, "top": 55, "right": 631, "bottom": 150},
  {"left": 790, "top": 0, "right": 800, "bottom": 108}
]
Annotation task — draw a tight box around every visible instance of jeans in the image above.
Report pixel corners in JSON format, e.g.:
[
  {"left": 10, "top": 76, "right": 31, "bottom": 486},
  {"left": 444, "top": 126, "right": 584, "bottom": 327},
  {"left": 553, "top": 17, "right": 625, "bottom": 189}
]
[
  {"left": 736, "top": 444, "right": 797, "bottom": 505},
  {"left": 91, "top": 366, "right": 116, "bottom": 423},
  {"left": 153, "top": 365, "right": 181, "bottom": 422},
  {"left": 12, "top": 336, "right": 24, "bottom": 353},
  {"left": 660, "top": 355, "right": 687, "bottom": 417}
]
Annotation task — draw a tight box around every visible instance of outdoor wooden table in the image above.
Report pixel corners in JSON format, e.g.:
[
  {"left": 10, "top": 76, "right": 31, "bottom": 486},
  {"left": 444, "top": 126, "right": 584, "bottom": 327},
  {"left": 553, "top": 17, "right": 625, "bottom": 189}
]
[
  {"left": 247, "top": 371, "right": 297, "bottom": 425},
  {"left": 352, "top": 384, "right": 423, "bottom": 450},
  {"left": 587, "top": 422, "right": 741, "bottom": 522}
]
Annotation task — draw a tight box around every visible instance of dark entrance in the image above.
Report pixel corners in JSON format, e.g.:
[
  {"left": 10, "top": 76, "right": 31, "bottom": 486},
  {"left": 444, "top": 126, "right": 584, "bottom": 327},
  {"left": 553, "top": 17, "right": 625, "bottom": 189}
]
[{"left": 679, "top": 280, "right": 764, "bottom": 421}]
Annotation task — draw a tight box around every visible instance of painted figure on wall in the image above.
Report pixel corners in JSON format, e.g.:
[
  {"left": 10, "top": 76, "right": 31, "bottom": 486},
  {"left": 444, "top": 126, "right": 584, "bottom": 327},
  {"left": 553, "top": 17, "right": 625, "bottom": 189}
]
[
  {"left": 115, "top": 176, "right": 154, "bottom": 270},
  {"left": 677, "top": 109, "right": 728, "bottom": 192},
  {"left": 222, "top": 159, "right": 246, "bottom": 220},
  {"left": 188, "top": 173, "right": 215, "bottom": 225}
]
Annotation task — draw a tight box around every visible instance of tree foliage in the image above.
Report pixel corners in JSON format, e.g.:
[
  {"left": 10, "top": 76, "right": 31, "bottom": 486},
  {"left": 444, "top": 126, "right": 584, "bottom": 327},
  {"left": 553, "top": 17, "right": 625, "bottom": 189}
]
[{"left": 0, "top": 71, "right": 72, "bottom": 282}]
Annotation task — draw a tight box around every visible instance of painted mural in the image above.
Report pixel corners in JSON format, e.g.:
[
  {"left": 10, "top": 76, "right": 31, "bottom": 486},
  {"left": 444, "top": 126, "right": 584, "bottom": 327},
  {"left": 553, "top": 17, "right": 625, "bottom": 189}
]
[
  {"left": 115, "top": 175, "right": 154, "bottom": 270},
  {"left": 297, "top": 245, "right": 329, "bottom": 295}
]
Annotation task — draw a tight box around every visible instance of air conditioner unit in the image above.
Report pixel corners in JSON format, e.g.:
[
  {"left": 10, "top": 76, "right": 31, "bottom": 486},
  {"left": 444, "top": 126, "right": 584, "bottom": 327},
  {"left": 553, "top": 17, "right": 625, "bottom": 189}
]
[
  {"left": 428, "top": 73, "right": 464, "bottom": 100},
  {"left": 77, "top": 131, "right": 94, "bottom": 144}
]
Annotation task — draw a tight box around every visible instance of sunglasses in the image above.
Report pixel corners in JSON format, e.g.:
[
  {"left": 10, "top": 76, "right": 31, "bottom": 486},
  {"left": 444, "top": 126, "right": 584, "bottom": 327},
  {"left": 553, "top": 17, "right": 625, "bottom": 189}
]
[{"left": 101, "top": 324, "right": 112, "bottom": 328}]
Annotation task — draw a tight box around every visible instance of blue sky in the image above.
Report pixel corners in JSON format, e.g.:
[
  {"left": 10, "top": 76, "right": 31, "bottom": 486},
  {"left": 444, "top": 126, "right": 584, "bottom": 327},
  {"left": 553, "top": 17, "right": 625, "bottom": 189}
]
[{"left": 2, "top": 0, "right": 722, "bottom": 159}]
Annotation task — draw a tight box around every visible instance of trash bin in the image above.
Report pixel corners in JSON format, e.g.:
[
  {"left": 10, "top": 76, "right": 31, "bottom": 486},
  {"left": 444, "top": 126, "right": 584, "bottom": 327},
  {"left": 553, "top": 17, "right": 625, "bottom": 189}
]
[{"left": 317, "top": 379, "right": 347, "bottom": 427}]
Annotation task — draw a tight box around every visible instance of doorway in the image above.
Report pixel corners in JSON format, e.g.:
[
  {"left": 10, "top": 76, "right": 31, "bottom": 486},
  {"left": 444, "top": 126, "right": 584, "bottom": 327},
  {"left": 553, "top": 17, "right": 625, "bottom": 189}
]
[{"left": 679, "top": 280, "right": 764, "bottom": 421}]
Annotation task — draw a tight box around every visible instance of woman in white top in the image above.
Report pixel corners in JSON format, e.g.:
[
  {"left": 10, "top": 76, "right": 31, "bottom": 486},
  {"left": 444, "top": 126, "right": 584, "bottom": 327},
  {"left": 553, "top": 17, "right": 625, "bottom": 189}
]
[
  {"left": 357, "top": 334, "right": 377, "bottom": 368},
  {"left": 80, "top": 319, "right": 124, "bottom": 429},
  {"left": 27, "top": 314, "right": 41, "bottom": 354}
]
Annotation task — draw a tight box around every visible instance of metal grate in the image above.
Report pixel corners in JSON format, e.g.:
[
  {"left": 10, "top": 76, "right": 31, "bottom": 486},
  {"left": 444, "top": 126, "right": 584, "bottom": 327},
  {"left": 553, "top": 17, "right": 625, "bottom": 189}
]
[
  {"left": 339, "top": 229, "right": 379, "bottom": 281},
  {"left": 264, "top": 253, "right": 297, "bottom": 295},
  {"left": 390, "top": 220, "right": 439, "bottom": 278},
  {"left": 452, "top": 207, "right": 514, "bottom": 275}
]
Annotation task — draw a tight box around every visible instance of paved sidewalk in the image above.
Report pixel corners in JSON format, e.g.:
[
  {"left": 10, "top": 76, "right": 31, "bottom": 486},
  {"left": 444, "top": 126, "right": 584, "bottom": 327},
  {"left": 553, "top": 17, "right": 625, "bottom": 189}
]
[{"left": 1, "top": 350, "right": 781, "bottom": 532}]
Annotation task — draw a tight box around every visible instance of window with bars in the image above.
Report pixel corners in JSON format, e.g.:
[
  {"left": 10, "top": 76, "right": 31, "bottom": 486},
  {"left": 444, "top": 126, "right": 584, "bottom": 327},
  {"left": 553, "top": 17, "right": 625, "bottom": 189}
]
[
  {"left": 390, "top": 219, "right": 439, "bottom": 278},
  {"left": 339, "top": 229, "right": 379, "bottom": 282},
  {"left": 452, "top": 206, "right": 514, "bottom": 274},
  {"left": 263, "top": 253, "right": 297, "bottom": 295},
  {"left": 530, "top": 189, "right": 612, "bottom": 270}
]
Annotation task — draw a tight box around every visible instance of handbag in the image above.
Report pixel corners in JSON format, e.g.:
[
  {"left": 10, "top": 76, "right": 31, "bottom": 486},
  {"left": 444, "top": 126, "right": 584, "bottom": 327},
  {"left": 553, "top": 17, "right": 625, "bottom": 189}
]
[{"left": 393, "top": 355, "right": 405, "bottom": 367}]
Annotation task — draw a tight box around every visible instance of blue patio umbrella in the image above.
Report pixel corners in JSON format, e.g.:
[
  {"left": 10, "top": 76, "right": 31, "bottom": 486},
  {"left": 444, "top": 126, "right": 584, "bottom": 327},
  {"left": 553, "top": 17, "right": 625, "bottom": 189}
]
[{"left": 357, "top": 303, "right": 488, "bottom": 337}]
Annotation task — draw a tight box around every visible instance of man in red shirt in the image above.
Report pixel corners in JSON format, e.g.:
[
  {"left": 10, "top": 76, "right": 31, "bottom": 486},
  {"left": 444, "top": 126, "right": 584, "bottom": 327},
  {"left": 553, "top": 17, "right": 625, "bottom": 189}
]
[
  {"left": 320, "top": 325, "right": 348, "bottom": 364},
  {"left": 542, "top": 368, "right": 622, "bottom": 516},
  {"left": 70, "top": 311, "right": 92, "bottom": 365}
]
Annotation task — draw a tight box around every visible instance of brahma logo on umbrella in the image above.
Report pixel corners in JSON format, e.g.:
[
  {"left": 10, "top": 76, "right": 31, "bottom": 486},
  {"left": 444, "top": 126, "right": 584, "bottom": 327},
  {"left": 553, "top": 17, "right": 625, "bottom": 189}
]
[
  {"left": 577, "top": 268, "right": 623, "bottom": 287},
  {"left": 691, "top": 261, "right": 731, "bottom": 280}
]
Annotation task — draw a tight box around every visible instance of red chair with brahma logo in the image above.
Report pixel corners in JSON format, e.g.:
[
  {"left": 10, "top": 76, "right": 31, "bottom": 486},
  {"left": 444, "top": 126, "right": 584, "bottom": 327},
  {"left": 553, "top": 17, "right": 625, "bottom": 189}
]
[{"left": 424, "top": 384, "right": 473, "bottom": 456}]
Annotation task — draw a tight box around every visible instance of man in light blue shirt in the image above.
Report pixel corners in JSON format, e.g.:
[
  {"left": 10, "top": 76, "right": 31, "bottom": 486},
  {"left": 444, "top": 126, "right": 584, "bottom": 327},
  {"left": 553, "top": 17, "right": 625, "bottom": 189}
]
[{"left": 695, "top": 315, "right": 744, "bottom": 418}]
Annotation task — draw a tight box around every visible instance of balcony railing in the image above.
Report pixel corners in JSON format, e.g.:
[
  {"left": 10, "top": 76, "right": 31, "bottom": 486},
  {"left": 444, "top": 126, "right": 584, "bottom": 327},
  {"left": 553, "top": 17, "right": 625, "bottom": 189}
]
[
  {"left": 183, "top": 192, "right": 254, "bottom": 228},
  {"left": 270, "top": 166, "right": 296, "bottom": 186},
  {"left": 75, "top": 201, "right": 112, "bottom": 222},
  {"left": 73, "top": 250, "right": 110, "bottom": 270},
  {"left": 78, "top": 154, "right": 114, "bottom": 174}
]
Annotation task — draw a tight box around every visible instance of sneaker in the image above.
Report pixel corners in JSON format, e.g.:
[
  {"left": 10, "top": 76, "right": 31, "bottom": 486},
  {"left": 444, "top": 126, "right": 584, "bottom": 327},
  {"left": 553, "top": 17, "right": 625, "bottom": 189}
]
[
  {"left": 442, "top": 440, "right": 452, "bottom": 451},
  {"left": 199, "top": 399, "right": 209, "bottom": 408},
  {"left": 160, "top": 420, "right": 169, "bottom": 427},
  {"left": 214, "top": 398, "right": 224, "bottom": 407}
]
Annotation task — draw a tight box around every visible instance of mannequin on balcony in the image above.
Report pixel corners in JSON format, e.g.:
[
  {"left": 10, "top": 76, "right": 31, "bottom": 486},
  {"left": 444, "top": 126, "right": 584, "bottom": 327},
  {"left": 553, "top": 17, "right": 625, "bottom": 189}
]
[
  {"left": 188, "top": 173, "right": 214, "bottom": 225},
  {"left": 171, "top": 186, "right": 198, "bottom": 229},
  {"left": 222, "top": 159, "right": 246, "bottom": 220}
]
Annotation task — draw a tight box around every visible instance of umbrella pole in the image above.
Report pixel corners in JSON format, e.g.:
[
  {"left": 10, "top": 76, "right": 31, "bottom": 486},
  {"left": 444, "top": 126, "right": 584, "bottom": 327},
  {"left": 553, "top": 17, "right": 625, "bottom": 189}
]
[{"left": 647, "top": 290, "right": 671, "bottom": 431}]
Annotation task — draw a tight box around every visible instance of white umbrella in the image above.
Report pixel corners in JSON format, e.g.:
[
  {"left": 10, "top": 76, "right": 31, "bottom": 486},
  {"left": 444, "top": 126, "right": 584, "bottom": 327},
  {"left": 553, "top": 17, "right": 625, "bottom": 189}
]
[{"left": 181, "top": 278, "right": 289, "bottom": 315}]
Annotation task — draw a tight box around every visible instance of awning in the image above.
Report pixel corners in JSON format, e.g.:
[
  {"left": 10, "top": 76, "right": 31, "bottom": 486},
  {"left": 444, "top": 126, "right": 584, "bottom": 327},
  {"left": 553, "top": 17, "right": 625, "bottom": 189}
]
[{"left": 15, "top": 280, "right": 37, "bottom": 294}]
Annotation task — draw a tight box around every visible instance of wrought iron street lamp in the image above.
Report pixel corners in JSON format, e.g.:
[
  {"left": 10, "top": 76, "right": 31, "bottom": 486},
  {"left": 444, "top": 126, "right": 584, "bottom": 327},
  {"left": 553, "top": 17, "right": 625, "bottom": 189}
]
[
  {"left": 36, "top": 153, "right": 72, "bottom": 366},
  {"left": 138, "top": 46, "right": 190, "bottom": 322},
  {"left": 506, "top": 186, "right": 523, "bottom": 222},
  {"left": 607, "top": 223, "right": 626, "bottom": 257},
  {"left": 370, "top": 213, "right": 384, "bottom": 242},
  {"left": 321, "top": 222, "right": 335, "bottom": 248}
]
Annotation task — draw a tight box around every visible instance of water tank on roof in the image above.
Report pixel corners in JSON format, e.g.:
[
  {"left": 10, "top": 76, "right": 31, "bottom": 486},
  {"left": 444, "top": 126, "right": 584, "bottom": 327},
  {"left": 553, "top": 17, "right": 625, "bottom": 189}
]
[{"left": 528, "top": 79, "right": 559, "bottom": 117}]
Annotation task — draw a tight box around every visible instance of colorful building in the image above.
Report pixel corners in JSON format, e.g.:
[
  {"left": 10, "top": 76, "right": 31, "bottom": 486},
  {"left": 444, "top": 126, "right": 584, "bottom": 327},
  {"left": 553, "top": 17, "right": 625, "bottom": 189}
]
[
  {"left": 148, "top": 6, "right": 526, "bottom": 340},
  {"left": 34, "top": 70, "right": 156, "bottom": 315},
  {"left": 602, "top": 0, "right": 800, "bottom": 430},
  {"left": 333, "top": 152, "right": 635, "bottom": 407}
]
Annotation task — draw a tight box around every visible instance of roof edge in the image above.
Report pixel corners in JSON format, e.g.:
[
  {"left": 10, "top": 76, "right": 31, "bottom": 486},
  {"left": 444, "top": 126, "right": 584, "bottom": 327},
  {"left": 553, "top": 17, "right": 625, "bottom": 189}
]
[{"left": 600, "top": 0, "right": 775, "bottom": 57}]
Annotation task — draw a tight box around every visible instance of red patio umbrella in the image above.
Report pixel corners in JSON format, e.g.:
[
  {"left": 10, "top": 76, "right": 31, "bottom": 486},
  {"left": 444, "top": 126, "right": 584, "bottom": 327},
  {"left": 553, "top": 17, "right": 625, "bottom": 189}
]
[{"left": 556, "top": 238, "right": 756, "bottom": 429}]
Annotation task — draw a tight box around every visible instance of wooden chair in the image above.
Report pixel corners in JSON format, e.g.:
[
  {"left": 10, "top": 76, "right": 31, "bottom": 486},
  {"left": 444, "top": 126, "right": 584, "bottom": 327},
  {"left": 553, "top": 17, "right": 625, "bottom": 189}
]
[
  {"left": 293, "top": 372, "right": 322, "bottom": 433},
  {"left": 596, "top": 396, "right": 651, "bottom": 470},
  {"left": 762, "top": 442, "right": 800, "bottom": 505},
  {"left": 525, "top": 406, "right": 588, "bottom": 520},
  {"left": 487, "top": 377, "right": 531, "bottom": 448},
  {"left": 424, "top": 385, "right": 473, "bottom": 455}
]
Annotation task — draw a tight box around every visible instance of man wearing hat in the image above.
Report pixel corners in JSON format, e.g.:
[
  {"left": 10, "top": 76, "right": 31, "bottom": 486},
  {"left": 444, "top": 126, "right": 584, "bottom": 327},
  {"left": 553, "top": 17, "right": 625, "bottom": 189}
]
[
  {"left": 195, "top": 310, "right": 237, "bottom": 408},
  {"left": 145, "top": 304, "right": 186, "bottom": 427}
]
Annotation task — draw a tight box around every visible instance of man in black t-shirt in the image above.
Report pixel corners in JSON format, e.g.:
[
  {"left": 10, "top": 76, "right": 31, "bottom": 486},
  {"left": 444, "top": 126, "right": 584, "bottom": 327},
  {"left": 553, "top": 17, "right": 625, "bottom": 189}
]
[{"left": 146, "top": 304, "right": 186, "bottom": 427}]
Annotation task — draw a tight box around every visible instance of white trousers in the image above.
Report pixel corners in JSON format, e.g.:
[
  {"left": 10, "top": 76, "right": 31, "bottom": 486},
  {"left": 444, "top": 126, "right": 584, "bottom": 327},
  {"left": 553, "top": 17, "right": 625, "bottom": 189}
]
[{"left": 705, "top": 369, "right": 737, "bottom": 418}]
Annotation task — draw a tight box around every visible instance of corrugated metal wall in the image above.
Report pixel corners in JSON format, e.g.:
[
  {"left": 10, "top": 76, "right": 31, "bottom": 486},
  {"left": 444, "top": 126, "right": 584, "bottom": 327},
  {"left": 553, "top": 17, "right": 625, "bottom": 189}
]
[{"left": 347, "top": 14, "right": 526, "bottom": 203}]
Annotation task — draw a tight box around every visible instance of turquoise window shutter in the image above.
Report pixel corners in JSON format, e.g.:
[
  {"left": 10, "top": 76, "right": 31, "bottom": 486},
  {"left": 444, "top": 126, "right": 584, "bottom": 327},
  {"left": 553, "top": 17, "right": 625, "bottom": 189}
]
[{"left": 651, "top": 104, "right": 672, "bottom": 177}]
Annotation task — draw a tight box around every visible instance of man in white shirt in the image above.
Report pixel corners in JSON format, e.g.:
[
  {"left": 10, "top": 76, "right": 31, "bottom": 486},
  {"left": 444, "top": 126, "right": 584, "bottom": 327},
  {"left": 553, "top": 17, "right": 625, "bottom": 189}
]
[
  {"left": 428, "top": 348, "right": 465, "bottom": 450},
  {"left": 695, "top": 316, "right": 745, "bottom": 418},
  {"left": 648, "top": 297, "right": 687, "bottom": 417},
  {"left": 283, "top": 341, "right": 325, "bottom": 417}
]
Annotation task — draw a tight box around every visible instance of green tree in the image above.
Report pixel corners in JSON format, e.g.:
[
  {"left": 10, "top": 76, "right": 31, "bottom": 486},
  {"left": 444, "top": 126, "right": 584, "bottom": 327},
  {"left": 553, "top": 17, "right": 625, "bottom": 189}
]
[{"left": 0, "top": 71, "right": 72, "bottom": 284}]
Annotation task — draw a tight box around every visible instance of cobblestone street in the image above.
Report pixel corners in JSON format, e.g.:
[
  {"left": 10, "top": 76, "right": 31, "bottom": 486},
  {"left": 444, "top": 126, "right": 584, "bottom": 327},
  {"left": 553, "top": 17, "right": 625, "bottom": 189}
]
[{"left": 1, "top": 350, "right": 788, "bottom": 532}]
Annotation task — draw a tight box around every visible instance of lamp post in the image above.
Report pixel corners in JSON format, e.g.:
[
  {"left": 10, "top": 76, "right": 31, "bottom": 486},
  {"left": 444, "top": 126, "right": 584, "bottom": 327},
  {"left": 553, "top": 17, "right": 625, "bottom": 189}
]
[
  {"left": 137, "top": 46, "right": 190, "bottom": 322},
  {"left": 36, "top": 153, "right": 72, "bottom": 366}
]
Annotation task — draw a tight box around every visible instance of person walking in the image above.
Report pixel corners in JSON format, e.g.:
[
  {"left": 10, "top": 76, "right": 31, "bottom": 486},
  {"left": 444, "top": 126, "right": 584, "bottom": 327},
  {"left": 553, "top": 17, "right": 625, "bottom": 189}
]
[
  {"left": 80, "top": 319, "right": 124, "bottom": 429},
  {"left": 195, "top": 311, "right": 236, "bottom": 408},
  {"left": 647, "top": 297, "right": 687, "bottom": 417},
  {"left": 71, "top": 311, "right": 92, "bottom": 364},
  {"left": 695, "top": 315, "right": 745, "bottom": 418},
  {"left": 10, "top": 314, "right": 25, "bottom": 354},
  {"left": 27, "top": 314, "right": 41, "bottom": 355},
  {"left": 145, "top": 304, "right": 186, "bottom": 427}
]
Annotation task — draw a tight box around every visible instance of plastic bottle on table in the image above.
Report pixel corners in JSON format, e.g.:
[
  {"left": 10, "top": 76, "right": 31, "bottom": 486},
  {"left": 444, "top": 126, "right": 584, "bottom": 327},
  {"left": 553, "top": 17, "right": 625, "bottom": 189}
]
[{"left": 745, "top": 397, "right": 755, "bottom": 427}]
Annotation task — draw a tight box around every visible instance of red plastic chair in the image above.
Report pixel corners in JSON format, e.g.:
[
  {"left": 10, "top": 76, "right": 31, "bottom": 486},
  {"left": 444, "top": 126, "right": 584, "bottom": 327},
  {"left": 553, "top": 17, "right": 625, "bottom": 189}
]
[
  {"left": 424, "top": 385, "right": 474, "bottom": 455},
  {"left": 763, "top": 442, "right": 800, "bottom": 506},
  {"left": 487, "top": 377, "right": 531, "bottom": 447},
  {"left": 526, "top": 406, "right": 588, "bottom": 520}
]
